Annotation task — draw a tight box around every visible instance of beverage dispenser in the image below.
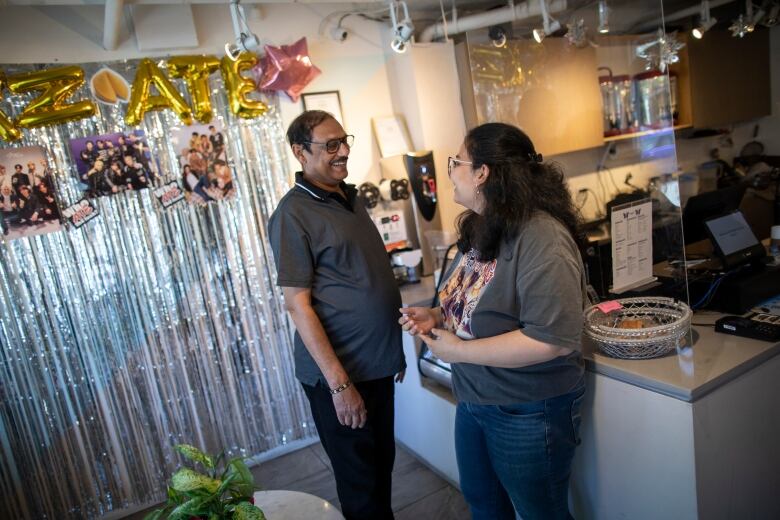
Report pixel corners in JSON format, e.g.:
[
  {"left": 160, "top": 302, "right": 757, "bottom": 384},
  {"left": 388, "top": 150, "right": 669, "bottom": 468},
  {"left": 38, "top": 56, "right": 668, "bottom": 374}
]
[{"left": 378, "top": 151, "right": 443, "bottom": 276}]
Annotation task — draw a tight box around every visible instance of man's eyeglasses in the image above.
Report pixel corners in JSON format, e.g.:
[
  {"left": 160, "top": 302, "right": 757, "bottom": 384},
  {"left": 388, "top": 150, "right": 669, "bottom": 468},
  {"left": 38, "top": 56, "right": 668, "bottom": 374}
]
[
  {"left": 447, "top": 157, "right": 473, "bottom": 177},
  {"left": 304, "top": 135, "right": 354, "bottom": 154}
]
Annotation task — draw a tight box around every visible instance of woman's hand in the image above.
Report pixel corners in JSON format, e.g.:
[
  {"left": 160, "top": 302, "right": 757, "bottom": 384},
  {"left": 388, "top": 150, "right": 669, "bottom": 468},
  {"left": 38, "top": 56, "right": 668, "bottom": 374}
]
[
  {"left": 424, "top": 328, "right": 465, "bottom": 364},
  {"left": 399, "top": 307, "right": 439, "bottom": 336}
]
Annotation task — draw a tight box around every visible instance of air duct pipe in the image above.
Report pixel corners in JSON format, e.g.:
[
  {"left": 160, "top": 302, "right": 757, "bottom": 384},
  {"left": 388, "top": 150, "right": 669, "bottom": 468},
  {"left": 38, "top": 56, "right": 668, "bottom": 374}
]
[{"left": 419, "top": 0, "right": 568, "bottom": 43}]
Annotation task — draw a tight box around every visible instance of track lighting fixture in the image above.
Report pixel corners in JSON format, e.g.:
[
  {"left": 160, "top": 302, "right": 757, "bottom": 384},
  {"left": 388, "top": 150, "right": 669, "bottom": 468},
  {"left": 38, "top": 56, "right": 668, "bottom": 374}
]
[
  {"left": 330, "top": 24, "right": 349, "bottom": 42},
  {"left": 389, "top": 1, "right": 414, "bottom": 53},
  {"left": 598, "top": 0, "right": 610, "bottom": 34},
  {"left": 692, "top": 0, "right": 717, "bottom": 39},
  {"left": 225, "top": 0, "right": 261, "bottom": 61},
  {"left": 532, "top": 0, "right": 561, "bottom": 43},
  {"left": 489, "top": 25, "right": 508, "bottom": 48}
]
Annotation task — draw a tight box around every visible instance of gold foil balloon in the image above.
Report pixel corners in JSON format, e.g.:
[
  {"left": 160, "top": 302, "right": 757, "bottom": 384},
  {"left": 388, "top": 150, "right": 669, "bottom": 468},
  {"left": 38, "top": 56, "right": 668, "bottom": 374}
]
[
  {"left": 6, "top": 65, "right": 96, "bottom": 130},
  {"left": 168, "top": 55, "right": 220, "bottom": 124},
  {"left": 220, "top": 53, "right": 268, "bottom": 119},
  {"left": 125, "top": 58, "right": 193, "bottom": 126},
  {"left": 0, "top": 72, "right": 22, "bottom": 142}
]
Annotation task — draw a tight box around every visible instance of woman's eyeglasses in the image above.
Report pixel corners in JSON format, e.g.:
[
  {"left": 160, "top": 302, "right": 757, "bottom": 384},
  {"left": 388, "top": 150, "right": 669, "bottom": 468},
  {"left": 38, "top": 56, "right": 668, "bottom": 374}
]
[
  {"left": 447, "top": 157, "right": 473, "bottom": 177},
  {"left": 304, "top": 135, "right": 355, "bottom": 154}
]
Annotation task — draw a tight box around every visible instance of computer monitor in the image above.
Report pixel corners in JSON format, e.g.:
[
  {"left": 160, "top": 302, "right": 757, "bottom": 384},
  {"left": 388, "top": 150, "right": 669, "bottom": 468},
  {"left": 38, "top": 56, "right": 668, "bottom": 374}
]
[
  {"left": 703, "top": 210, "right": 765, "bottom": 269},
  {"left": 682, "top": 183, "right": 747, "bottom": 244}
]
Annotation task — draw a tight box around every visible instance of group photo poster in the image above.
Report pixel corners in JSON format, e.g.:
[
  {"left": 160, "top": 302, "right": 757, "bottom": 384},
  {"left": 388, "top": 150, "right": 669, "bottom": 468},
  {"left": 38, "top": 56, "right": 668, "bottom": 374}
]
[
  {"left": 171, "top": 121, "right": 235, "bottom": 205},
  {"left": 68, "top": 130, "right": 158, "bottom": 198},
  {"left": 0, "top": 146, "right": 63, "bottom": 240}
]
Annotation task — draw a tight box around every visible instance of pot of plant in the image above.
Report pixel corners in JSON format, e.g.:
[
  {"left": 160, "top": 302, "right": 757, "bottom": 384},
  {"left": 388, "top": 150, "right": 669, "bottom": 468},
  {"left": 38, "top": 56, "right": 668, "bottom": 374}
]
[{"left": 144, "top": 444, "right": 265, "bottom": 520}]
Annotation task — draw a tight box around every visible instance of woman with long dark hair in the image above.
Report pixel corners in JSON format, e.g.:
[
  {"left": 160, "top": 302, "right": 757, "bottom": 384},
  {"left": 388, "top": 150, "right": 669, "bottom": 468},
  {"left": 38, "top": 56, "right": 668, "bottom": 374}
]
[{"left": 400, "top": 122, "right": 587, "bottom": 520}]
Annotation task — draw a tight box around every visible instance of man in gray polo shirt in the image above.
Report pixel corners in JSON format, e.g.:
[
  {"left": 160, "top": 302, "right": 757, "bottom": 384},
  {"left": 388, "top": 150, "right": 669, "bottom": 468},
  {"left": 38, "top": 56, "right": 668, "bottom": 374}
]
[{"left": 268, "top": 110, "right": 405, "bottom": 520}]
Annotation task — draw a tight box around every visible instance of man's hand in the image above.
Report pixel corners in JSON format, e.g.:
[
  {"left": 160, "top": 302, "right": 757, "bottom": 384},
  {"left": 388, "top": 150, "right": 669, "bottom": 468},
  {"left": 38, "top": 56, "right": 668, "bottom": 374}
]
[
  {"left": 332, "top": 385, "right": 367, "bottom": 429},
  {"left": 395, "top": 369, "right": 406, "bottom": 383}
]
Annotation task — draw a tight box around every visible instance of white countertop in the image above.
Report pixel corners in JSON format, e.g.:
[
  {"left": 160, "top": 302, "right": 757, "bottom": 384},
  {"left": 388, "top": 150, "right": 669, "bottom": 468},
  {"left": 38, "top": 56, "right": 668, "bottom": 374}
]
[
  {"left": 584, "top": 317, "right": 780, "bottom": 402},
  {"left": 401, "top": 277, "right": 780, "bottom": 403}
]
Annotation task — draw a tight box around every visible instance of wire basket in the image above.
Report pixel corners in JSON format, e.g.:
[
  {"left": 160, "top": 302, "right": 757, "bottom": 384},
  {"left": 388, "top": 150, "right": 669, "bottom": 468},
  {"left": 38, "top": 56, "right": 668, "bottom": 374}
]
[{"left": 583, "top": 297, "right": 692, "bottom": 359}]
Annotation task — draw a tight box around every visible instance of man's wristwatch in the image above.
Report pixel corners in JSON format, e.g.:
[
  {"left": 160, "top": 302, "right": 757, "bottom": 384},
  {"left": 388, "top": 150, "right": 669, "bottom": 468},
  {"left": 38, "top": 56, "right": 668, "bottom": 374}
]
[{"left": 330, "top": 380, "right": 352, "bottom": 395}]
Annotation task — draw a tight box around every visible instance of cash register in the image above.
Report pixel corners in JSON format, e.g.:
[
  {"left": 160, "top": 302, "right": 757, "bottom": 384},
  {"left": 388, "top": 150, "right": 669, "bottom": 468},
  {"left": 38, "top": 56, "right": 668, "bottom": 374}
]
[{"left": 685, "top": 208, "right": 779, "bottom": 314}]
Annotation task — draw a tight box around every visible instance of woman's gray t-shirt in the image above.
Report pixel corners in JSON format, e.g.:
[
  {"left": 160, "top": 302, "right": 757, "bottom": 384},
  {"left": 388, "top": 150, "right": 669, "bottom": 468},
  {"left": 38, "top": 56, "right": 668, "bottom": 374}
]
[{"left": 442, "top": 212, "right": 587, "bottom": 405}]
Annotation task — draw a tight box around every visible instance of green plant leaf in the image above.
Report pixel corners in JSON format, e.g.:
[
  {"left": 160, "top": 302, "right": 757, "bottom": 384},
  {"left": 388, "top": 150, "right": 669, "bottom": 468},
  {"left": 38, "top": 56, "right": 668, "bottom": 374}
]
[
  {"left": 233, "top": 501, "right": 266, "bottom": 520},
  {"left": 221, "top": 456, "right": 243, "bottom": 480},
  {"left": 227, "top": 459, "right": 255, "bottom": 498},
  {"left": 167, "top": 486, "right": 186, "bottom": 504},
  {"left": 213, "top": 450, "right": 226, "bottom": 469},
  {"left": 142, "top": 508, "right": 167, "bottom": 520},
  {"left": 229, "top": 459, "right": 253, "bottom": 484},
  {"left": 167, "top": 495, "right": 211, "bottom": 520},
  {"left": 216, "top": 471, "right": 239, "bottom": 496},
  {"left": 176, "top": 444, "right": 215, "bottom": 469},
  {"left": 171, "top": 468, "right": 221, "bottom": 494}
]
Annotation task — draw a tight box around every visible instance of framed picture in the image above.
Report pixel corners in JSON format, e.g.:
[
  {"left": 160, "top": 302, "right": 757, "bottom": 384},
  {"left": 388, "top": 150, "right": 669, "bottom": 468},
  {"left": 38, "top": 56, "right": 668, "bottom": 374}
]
[
  {"left": 372, "top": 114, "right": 413, "bottom": 158},
  {"left": 68, "top": 130, "right": 158, "bottom": 198},
  {"left": 302, "top": 91, "right": 344, "bottom": 127},
  {"left": 171, "top": 121, "right": 235, "bottom": 206},
  {"left": 0, "top": 145, "right": 63, "bottom": 240}
]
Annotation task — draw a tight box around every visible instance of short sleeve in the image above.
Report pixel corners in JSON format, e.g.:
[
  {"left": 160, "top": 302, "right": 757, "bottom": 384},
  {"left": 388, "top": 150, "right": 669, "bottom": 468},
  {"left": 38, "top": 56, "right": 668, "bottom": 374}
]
[
  {"left": 516, "top": 250, "right": 584, "bottom": 350},
  {"left": 268, "top": 205, "right": 314, "bottom": 287}
]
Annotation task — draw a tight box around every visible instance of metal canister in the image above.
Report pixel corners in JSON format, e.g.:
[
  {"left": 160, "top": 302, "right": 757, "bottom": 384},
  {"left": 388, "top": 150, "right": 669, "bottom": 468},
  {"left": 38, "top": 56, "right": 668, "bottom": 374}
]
[
  {"left": 669, "top": 72, "right": 679, "bottom": 124},
  {"left": 633, "top": 70, "right": 673, "bottom": 129},
  {"left": 599, "top": 74, "right": 619, "bottom": 136},
  {"left": 613, "top": 75, "right": 637, "bottom": 133}
]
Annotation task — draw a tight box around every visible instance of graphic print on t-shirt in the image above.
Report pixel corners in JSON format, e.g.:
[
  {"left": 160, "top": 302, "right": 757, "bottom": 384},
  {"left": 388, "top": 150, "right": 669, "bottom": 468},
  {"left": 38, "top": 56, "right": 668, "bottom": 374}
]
[{"left": 439, "top": 248, "right": 496, "bottom": 339}]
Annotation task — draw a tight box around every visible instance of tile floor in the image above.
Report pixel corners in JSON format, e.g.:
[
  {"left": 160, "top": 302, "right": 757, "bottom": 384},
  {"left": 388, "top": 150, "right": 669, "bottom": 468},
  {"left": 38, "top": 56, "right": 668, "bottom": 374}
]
[{"left": 124, "top": 441, "right": 469, "bottom": 519}]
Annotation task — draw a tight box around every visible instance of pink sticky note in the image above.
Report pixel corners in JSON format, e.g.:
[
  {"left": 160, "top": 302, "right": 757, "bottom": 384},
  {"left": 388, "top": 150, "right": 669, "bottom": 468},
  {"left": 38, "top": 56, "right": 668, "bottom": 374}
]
[{"left": 596, "top": 300, "right": 623, "bottom": 314}]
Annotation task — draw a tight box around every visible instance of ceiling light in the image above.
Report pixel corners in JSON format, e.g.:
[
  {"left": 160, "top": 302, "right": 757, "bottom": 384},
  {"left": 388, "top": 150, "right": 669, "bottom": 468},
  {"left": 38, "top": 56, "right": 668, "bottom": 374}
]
[
  {"left": 489, "top": 25, "right": 507, "bottom": 48},
  {"left": 225, "top": 0, "right": 261, "bottom": 61},
  {"left": 692, "top": 1, "right": 717, "bottom": 39},
  {"left": 749, "top": 7, "right": 765, "bottom": 27},
  {"left": 765, "top": 4, "right": 780, "bottom": 26},
  {"left": 533, "top": 0, "right": 560, "bottom": 43},
  {"left": 389, "top": 1, "right": 414, "bottom": 54},
  {"left": 598, "top": 0, "right": 610, "bottom": 34},
  {"left": 330, "top": 24, "right": 349, "bottom": 42}
]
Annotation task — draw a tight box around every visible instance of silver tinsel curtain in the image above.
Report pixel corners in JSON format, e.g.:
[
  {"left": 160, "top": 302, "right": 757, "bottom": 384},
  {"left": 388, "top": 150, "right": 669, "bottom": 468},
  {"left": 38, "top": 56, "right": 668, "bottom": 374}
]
[{"left": 0, "top": 60, "right": 315, "bottom": 519}]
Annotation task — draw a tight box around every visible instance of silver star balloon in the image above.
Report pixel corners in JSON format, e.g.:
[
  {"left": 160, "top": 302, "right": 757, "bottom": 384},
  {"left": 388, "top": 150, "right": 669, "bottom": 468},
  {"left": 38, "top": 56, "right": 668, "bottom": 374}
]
[
  {"left": 565, "top": 18, "right": 589, "bottom": 48},
  {"left": 635, "top": 28, "right": 685, "bottom": 72},
  {"left": 658, "top": 31, "right": 684, "bottom": 71},
  {"left": 729, "top": 14, "right": 754, "bottom": 37}
]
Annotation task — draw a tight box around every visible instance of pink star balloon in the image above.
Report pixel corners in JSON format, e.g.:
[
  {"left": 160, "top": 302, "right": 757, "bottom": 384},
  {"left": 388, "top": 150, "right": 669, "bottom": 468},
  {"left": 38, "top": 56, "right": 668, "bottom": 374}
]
[{"left": 253, "top": 37, "right": 321, "bottom": 102}]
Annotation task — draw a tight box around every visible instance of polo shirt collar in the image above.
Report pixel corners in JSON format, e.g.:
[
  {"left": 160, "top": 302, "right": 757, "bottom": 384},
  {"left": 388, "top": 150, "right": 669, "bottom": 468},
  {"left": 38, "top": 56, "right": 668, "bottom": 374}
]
[{"left": 294, "top": 171, "right": 357, "bottom": 207}]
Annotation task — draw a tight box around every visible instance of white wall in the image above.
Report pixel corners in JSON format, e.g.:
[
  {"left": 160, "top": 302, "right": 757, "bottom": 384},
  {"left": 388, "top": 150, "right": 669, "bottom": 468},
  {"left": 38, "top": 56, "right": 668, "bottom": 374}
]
[
  {"left": 384, "top": 41, "right": 467, "bottom": 234},
  {"left": 0, "top": 3, "right": 395, "bottom": 185}
]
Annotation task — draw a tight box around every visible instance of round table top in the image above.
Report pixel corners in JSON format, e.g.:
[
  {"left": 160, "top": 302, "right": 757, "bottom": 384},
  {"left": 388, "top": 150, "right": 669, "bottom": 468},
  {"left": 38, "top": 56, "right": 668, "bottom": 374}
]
[{"left": 252, "top": 490, "right": 344, "bottom": 520}]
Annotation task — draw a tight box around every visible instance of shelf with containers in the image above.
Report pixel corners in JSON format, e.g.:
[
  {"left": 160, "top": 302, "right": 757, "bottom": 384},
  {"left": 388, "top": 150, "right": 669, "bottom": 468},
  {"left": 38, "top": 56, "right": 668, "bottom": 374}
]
[{"left": 455, "top": 29, "right": 771, "bottom": 156}]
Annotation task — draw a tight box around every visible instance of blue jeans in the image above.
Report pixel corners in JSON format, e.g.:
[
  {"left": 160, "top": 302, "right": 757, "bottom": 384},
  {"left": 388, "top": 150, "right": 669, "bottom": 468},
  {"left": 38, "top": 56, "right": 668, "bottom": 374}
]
[{"left": 455, "top": 385, "right": 585, "bottom": 520}]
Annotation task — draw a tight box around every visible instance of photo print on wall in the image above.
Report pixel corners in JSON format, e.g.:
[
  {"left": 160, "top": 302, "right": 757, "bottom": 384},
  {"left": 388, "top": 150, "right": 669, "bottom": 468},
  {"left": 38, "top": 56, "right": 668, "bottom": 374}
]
[
  {"left": 68, "top": 130, "right": 158, "bottom": 198},
  {"left": 171, "top": 121, "right": 235, "bottom": 205},
  {"left": 0, "top": 146, "right": 63, "bottom": 240}
]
